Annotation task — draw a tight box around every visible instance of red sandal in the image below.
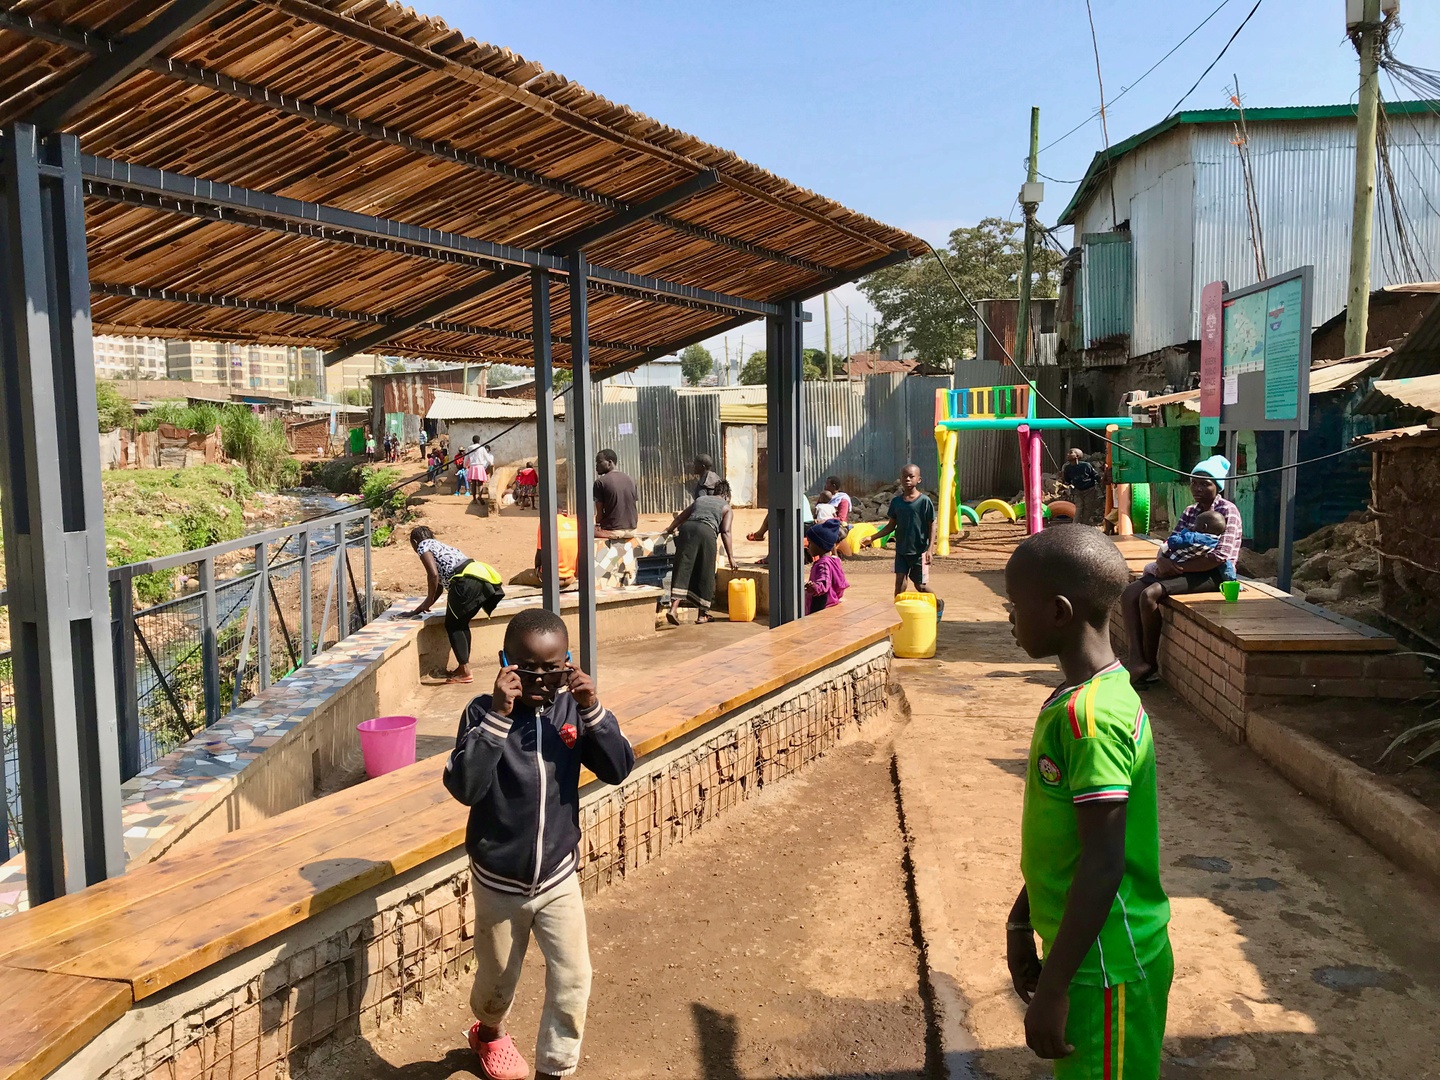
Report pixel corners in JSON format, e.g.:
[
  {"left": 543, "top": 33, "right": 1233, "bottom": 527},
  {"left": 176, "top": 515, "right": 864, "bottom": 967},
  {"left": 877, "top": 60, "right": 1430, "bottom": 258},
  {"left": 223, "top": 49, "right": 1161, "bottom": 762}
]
[{"left": 467, "top": 1024, "right": 529, "bottom": 1080}]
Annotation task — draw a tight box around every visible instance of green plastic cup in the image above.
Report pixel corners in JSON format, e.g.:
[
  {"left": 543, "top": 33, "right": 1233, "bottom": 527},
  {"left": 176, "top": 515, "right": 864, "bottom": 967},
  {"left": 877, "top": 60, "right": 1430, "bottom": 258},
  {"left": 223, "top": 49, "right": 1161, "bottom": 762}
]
[{"left": 1220, "top": 580, "right": 1241, "bottom": 603}]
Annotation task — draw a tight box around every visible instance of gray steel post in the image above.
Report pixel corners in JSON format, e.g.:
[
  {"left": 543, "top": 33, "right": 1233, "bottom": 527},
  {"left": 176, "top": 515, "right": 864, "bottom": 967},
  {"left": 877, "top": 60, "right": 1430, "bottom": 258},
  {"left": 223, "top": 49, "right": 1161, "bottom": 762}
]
[
  {"left": 766, "top": 299, "right": 806, "bottom": 625},
  {"left": 568, "top": 252, "right": 598, "bottom": 675},
  {"left": 335, "top": 523, "right": 349, "bottom": 641},
  {"left": 299, "top": 529, "right": 313, "bottom": 662},
  {"left": 110, "top": 571, "right": 141, "bottom": 780},
  {"left": 199, "top": 556, "right": 221, "bottom": 726},
  {"left": 255, "top": 542, "right": 271, "bottom": 690},
  {"left": 532, "top": 269, "right": 562, "bottom": 615},
  {"left": 0, "top": 124, "right": 124, "bottom": 895},
  {"left": 362, "top": 513, "right": 374, "bottom": 624},
  {"left": 1276, "top": 428, "right": 1300, "bottom": 594}
]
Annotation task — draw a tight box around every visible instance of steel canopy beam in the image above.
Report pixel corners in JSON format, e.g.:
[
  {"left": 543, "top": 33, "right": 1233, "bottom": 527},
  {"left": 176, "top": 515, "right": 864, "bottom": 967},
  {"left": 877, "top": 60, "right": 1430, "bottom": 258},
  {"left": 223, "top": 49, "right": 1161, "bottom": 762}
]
[
  {"left": 75, "top": 152, "right": 782, "bottom": 319},
  {"left": 90, "top": 280, "right": 650, "bottom": 352},
  {"left": 0, "top": 11, "right": 843, "bottom": 276},
  {"left": 323, "top": 171, "right": 721, "bottom": 365},
  {"left": 25, "top": 0, "right": 231, "bottom": 131}
]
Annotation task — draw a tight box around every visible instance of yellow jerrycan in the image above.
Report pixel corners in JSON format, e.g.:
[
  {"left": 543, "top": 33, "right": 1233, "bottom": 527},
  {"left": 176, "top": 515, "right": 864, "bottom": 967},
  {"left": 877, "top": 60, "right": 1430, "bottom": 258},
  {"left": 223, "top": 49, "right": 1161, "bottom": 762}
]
[
  {"left": 893, "top": 590, "right": 937, "bottom": 659},
  {"left": 727, "top": 577, "right": 757, "bottom": 623}
]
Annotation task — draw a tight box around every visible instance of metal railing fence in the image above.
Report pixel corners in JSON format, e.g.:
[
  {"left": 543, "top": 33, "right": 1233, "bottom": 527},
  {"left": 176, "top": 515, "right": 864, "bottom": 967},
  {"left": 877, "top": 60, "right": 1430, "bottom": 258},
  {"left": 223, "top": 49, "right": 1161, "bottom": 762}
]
[{"left": 1, "top": 507, "right": 373, "bottom": 860}]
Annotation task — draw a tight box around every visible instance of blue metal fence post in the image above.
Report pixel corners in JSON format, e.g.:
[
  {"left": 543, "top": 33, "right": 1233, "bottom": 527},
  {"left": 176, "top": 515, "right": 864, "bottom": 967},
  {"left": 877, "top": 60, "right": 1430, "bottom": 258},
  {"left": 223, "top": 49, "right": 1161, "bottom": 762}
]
[
  {"left": 335, "top": 522, "right": 349, "bottom": 641},
  {"left": 110, "top": 570, "right": 141, "bottom": 780},
  {"left": 363, "top": 513, "right": 373, "bottom": 624},
  {"left": 255, "top": 541, "right": 271, "bottom": 690},
  {"left": 199, "top": 556, "right": 221, "bottom": 726},
  {"left": 299, "top": 529, "right": 313, "bottom": 662},
  {"left": 0, "top": 124, "right": 124, "bottom": 895}
]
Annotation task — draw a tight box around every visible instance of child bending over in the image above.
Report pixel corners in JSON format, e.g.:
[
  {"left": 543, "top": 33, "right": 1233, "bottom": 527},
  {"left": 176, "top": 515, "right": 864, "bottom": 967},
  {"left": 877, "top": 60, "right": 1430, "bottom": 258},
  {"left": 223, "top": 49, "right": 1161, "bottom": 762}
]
[
  {"left": 1004, "top": 526, "right": 1172, "bottom": 1079},
  {"left": 445, "top": 608, "right": 635, "bottom": 1079},
  {"left": 804, "top": 519, "right": 848, "bottom": 614}
]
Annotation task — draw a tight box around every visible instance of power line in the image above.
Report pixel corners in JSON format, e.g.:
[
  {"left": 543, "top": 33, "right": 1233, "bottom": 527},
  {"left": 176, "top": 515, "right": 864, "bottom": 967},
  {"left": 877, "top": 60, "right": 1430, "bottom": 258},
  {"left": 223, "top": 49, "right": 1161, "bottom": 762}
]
[
  {"left": 1037, "top": 0, "right": 1238, "bottom": 157},
  {"left": 1164, "top": 0, "right": 1266, "bottom": 119}
]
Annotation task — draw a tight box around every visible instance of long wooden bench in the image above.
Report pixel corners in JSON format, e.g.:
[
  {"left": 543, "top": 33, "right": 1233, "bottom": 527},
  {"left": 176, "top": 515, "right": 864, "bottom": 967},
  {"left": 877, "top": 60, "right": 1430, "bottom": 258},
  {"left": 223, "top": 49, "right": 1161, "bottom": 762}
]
[
  {"left": 0, "top": 601, "right": 898, "bottom": 1080},
  {"left": 1110, "top": 538, "right": 1430, "bottom": 742}
]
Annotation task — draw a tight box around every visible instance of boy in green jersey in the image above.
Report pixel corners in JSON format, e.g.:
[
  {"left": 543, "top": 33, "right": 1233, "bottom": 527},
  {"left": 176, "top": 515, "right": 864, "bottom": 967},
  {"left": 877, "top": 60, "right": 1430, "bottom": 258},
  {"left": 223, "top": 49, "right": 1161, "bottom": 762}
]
[{"left": 1004, "top": 526, "right": 1172, "bottom": 1079}]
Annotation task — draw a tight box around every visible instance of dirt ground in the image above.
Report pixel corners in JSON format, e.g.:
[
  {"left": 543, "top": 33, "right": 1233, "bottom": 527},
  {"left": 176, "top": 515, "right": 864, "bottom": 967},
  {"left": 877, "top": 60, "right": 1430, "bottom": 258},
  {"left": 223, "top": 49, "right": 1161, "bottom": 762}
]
[
  {"left": 328, "top": 704, "right": 932, "bottom": 1080},
  {"left": 895, "top": 564, "right": 1440, "bottom": 1080}
]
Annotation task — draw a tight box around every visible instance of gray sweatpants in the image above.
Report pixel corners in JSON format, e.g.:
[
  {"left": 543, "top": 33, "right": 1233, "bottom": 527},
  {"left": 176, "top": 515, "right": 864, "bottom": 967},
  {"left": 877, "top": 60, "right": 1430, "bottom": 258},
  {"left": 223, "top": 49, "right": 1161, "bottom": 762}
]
[{"left": 470, "top": 872, "right": 592, "bottom": 1077}]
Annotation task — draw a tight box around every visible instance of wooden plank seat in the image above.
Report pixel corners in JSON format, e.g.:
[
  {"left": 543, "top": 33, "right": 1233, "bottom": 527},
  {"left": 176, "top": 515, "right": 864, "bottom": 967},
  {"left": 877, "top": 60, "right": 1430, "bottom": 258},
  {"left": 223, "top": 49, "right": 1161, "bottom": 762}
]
[
  {"left": 0, "top": 602, "right": 898, "bottom": 1080},
  {"left": 1110, "top": 537, "right": 1396, "bottom": 653}
]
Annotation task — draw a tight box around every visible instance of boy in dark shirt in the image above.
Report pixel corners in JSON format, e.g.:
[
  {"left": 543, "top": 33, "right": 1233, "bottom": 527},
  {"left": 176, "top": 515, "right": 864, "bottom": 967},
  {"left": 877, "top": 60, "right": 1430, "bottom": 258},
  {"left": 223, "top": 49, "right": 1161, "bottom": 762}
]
[
  {"left": 592, "top": 448, "right": 639, "bottom": 536},
  {"left": 1061, "top": 449, "right": 1104, "bottom": 526},
  {"left": 861, "top": 464, "right": 938, "bottom": 596},
  {"left": 446, "top": 608, "right": 635, "bottom": 1080}
]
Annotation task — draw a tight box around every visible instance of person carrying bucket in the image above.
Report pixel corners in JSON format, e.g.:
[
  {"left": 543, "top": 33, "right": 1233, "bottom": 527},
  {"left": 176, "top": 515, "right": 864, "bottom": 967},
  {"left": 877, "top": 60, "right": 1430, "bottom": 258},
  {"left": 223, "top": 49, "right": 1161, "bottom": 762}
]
[{"left": 401, "top": 526, "right": 504, "bottom": 684}]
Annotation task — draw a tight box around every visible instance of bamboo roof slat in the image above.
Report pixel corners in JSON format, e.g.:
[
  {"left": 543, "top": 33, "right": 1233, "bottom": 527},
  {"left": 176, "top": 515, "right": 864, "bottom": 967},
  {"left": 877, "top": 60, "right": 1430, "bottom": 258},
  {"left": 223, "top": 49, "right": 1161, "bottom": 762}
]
[{"left": 0, "top": 0, "right": 923, "bottom": 369}]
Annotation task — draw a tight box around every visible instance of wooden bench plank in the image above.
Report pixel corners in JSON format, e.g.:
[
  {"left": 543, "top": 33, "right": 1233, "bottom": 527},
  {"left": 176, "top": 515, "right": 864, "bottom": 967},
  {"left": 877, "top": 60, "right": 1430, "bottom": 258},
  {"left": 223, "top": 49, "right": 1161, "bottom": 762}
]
[
  {"left": 0, "top": 602, "right": 898, "bottom": 1006},
  {"left": 0, "top": 968, "right": 129, "bottom": 1080}
]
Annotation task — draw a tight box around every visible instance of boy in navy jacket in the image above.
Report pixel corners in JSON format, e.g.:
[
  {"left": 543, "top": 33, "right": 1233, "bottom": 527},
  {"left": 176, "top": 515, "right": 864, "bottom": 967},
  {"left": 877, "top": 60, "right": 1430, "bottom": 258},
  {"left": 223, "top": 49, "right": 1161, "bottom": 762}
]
[{"left": 445, "top": 607, "right": 634, "bottom": 1079}]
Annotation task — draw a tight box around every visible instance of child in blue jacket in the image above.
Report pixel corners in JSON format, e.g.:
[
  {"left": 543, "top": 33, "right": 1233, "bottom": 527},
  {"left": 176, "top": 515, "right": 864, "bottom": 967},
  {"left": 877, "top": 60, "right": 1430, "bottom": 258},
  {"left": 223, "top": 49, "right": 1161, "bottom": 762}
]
[{"left": 445, "top": 607, "right": 634, "bottom": 1080}]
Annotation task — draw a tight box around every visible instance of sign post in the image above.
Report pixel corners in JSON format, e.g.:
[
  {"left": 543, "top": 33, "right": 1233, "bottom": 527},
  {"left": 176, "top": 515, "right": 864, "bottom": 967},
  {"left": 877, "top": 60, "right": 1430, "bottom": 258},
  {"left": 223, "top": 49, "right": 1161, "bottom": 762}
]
[
  {"left": 1199, "top": 281, "right": 1225, "bottom": 449},
  {"left": 1213, "top": 266, "right": 1313, "bottom": 593}
]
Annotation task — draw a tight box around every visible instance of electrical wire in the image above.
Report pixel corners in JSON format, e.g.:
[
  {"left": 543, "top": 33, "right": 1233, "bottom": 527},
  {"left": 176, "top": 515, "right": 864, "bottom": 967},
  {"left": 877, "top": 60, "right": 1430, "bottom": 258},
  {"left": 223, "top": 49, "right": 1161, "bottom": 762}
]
[
  {"left": 1164, "top": 0, "right": 1266, "bottom": 119},
  {"left": 1037, "top": 0, "right": 1238, "bottom": 157},
  {"left": 923, "top": 242, "right": 1375, "bottom": 483}
]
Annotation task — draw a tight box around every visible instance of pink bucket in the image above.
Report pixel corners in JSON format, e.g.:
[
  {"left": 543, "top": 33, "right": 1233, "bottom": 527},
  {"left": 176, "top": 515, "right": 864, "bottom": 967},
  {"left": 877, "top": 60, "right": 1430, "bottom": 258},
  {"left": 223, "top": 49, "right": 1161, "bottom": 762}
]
[{"left": 356, "top": 715, "right": 418, "bottom": 778}]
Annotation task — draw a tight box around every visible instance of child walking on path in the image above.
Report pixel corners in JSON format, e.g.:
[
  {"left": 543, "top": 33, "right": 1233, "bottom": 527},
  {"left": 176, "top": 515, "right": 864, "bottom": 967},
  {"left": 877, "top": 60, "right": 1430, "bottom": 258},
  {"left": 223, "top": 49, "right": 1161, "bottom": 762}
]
[
  {"left": 444, "top": 608, "right": 636, "bottom": 1080},
  {"left": 861, "top": 464, "right": 938, "bottom": 597},
  {"left": 1003, "top": 527, "right": 1172, "bottom": 1079}
]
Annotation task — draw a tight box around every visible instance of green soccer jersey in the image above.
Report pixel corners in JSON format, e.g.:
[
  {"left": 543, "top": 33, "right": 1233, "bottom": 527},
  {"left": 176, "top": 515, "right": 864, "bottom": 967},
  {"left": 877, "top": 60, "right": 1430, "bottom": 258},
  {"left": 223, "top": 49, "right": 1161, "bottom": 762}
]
[{"left": 1020, "top": 660, "right": 1170, "bottom": 987}]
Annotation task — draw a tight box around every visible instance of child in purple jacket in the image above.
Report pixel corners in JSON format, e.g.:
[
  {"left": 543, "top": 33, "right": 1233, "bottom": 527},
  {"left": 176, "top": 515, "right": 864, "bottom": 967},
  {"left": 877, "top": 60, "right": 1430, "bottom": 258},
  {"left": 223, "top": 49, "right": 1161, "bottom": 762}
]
[{"left": 805, "top": 519, "right": 849, "bottom": 614}]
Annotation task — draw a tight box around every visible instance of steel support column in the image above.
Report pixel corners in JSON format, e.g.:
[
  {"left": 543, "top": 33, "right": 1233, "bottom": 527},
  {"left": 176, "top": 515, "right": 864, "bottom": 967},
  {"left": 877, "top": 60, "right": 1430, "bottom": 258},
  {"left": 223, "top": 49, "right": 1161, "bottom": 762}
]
[
  {"left": 531, "top": 269, "right": 562, "bottom": 615},
  {"left": 0, "top": 124, "right": 124, "bottom": 898},
  {"left": 568, "top": 253, "right": 598, "bottom": 675},
  {"left": 766, "top": 299, "right": 806, "bottom": 626}
]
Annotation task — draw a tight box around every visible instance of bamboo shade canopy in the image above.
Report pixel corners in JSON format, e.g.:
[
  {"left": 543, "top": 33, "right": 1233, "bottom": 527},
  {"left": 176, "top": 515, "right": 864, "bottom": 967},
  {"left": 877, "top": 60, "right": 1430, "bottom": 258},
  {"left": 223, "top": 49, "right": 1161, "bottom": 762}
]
[{"left": 0, "top": 0, "right": 924, "bottom": 371}]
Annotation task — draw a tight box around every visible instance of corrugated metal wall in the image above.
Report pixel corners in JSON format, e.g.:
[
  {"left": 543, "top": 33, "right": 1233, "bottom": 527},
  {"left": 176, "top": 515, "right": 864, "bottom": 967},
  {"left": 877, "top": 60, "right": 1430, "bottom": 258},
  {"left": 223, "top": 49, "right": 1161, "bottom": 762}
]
[
  {"left": 634, "top": 387, "right": 721, "bottom": 514},
  {"left": 1190, "top": 117, "right": 1440, "bottom": 339},
  {"left": 801, "top": 381, "right": 867, "bottom": 494},
  {"left": 1082, "top": 232, "right": 1134, "bottom": 346},
  {"left": 591, "top": 386, "right": 642, "bottom": 487},
  {"left": 952, "top": 361, "right": 1023, "bottom": 499}
]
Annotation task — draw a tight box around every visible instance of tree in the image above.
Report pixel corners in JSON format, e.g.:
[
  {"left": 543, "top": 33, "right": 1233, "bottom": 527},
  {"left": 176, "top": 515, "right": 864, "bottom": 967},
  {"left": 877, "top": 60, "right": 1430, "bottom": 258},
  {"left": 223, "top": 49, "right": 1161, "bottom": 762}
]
[
  {"left": 488, "top": 364, "right": 528, "bottom": 387},
  {"left": 679, "top": 343, "right": 715, "bottom": 386},
  {"left": 96, "top": 380, "right": 135, "bottom": 431},
  {"left": 857, "top": 218, "right": 1062, "bottom": 368},
  {"left": 739, "top": 348, "right": 825, "bottom": 385},
  {"left": 289, "top": 377, "right": 319, "bottom": 398},
  {"left": 342, "top": 386, "right": 371, "bottom": 406}
]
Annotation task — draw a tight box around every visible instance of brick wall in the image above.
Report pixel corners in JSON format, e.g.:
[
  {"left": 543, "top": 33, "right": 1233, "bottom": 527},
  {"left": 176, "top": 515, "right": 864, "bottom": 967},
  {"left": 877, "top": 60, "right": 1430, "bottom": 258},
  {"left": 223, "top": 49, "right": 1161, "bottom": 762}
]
[
  {"left": 285, "top": 416, "right": 331, "bottom": 456},
  {"left": 1110, "top": 599, "right": 1432, "bottom": 744},
  {"left": 69, "top": 646, "right": 896, "bottom": 1080}
]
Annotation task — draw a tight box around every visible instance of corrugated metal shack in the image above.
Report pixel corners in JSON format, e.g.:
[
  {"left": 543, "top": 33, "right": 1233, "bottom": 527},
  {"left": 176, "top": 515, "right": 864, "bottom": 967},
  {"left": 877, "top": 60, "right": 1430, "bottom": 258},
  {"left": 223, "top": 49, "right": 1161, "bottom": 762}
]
[{"left": 1056, "top": 102, "right": 1440, "bottom": 408}]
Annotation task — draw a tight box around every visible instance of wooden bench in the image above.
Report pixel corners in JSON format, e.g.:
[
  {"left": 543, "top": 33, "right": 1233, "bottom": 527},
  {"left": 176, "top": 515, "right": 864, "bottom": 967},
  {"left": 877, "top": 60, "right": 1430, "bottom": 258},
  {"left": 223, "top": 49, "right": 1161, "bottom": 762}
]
[
  {"left": 0, "top": 602, "right": 898, "bottom": 1080},
  {"left": 1109, "top": 538, "right": 1430, "bottom": 742}
]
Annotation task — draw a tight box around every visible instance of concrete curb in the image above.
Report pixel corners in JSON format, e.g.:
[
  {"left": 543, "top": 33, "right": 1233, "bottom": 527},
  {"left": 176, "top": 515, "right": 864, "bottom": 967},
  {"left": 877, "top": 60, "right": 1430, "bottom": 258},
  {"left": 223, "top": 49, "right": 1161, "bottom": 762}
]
[{"left": 1246, "top": 711, "right": 1440, "bottom": 891}]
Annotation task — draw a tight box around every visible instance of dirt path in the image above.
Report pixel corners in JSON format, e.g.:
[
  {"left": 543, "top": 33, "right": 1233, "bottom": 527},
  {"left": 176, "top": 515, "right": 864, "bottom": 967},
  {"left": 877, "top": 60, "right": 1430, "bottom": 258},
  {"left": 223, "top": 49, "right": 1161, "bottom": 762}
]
[
  {"left": 328, "top": 704, "right": 932, "bottom": 1080},
  {"left": 894, "top": 566, "right": 1440, "bottom": 1080}
]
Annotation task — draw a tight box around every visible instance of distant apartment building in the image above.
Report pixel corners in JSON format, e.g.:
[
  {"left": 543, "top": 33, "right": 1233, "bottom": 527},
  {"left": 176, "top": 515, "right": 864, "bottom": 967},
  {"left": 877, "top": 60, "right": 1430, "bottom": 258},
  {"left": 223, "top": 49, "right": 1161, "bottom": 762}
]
[
  {"left": 93, "top": 334, "right": 167, "bottom": 381},
  {"left": 165, "top": 340, "right": 290, "bottom": 393},
  {"left": 288, "top": 346, "right": 325, "bottom": 391},
  {"left": 325, "top": 352, "right": 382, "bottom": 399}
]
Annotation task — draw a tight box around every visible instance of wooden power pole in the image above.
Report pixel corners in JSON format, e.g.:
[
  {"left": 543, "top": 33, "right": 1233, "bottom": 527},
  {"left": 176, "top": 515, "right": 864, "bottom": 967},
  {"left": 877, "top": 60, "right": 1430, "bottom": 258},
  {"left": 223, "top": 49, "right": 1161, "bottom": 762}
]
[
  {"left": 823, "top": 292, "right": 833, "bottom": 380},
  {"left": 1345, "top": 0, "right": 1383, "bottom": 358},
  {"left": 1015, "top": 107, "right": 1042, "bottom": 371}
]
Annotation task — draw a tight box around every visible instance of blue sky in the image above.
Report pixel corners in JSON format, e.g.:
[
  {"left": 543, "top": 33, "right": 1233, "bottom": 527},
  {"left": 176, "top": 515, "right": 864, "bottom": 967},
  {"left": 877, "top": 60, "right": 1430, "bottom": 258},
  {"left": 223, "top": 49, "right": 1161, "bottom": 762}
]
[{"left": 425, "top": 0, "right": 1440, "bottom": 365}]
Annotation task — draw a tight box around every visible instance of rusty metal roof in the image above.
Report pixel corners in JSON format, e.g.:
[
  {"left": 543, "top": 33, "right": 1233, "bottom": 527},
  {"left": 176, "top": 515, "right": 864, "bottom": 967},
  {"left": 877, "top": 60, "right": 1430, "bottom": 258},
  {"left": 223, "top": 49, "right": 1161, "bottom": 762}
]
[{"left": 0, "top": 0, "right": 924, "bottom": 372}]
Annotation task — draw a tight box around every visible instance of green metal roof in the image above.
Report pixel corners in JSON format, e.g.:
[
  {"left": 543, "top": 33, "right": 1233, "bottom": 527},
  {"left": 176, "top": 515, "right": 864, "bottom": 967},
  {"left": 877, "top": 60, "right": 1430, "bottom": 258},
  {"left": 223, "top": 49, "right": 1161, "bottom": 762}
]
[{"left": 1055, "top": 100, "right": 1440, "bottom": 227}]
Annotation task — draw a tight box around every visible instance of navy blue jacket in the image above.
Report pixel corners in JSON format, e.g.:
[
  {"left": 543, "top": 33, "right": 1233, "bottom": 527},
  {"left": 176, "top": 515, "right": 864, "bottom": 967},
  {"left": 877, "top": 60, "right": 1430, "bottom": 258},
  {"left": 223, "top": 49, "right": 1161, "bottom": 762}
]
[{"left": 444, "top": 688, "right": 634, "bottom": 896}]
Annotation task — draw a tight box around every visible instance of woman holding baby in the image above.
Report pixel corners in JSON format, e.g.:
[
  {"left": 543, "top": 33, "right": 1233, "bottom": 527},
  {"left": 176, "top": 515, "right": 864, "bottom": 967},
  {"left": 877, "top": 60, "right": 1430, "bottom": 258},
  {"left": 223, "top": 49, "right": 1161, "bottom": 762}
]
[{"left": 1121, "top": 455, "right": 1244, "bottom": 686}]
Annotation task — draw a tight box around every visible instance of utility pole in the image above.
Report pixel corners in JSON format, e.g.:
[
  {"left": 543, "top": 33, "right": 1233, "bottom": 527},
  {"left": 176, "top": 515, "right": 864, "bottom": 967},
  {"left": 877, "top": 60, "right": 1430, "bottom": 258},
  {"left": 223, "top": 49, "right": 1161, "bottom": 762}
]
[
  {"left": 723, "top": 337, "right": 730, "bottom": 386},
  {"left": 1015, "top": 107, "right": 1042, "bottom": 372},
  {"left": 823, "top": 292, "right": 833, "bottom": 380},
  {"left": 1345, "top": 0, "right": 1383, "bottom": 358}
]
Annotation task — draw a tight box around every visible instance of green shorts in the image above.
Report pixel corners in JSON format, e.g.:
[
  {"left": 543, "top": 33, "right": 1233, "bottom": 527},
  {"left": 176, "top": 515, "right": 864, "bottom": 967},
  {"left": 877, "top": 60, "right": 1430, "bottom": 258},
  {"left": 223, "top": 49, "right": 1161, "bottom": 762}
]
[{"left": 1054, "top": 939, "right": 1173, "bottom": 1080}]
